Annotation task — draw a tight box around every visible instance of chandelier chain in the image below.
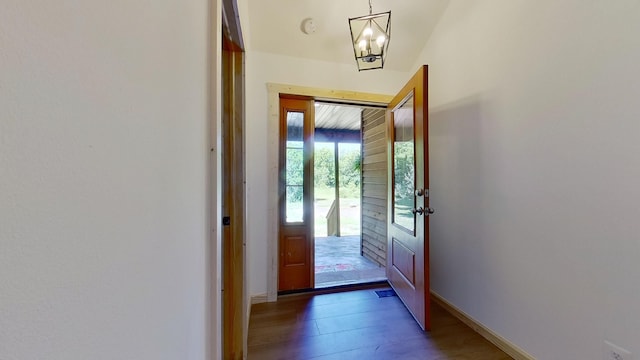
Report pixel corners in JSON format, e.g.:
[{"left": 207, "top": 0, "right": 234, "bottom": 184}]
[{"left": 369, "top": 0, "right": 372, "bottom": 14}]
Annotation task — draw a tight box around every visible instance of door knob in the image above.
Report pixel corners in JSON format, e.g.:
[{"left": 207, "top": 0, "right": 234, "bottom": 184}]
[
  {"left": 415, "top": 188, "right": 429, "bottom": 197},
  {"left": 425, "top": 207, "right": 435, "bottom": 215},
  {"left": 411, "top": 207, "right": 424, "bottom": 215}
]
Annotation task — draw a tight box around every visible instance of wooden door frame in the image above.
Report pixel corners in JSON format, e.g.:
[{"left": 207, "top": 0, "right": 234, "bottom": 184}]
[
  {"left": 221, "top": 1, "right": 246, "bottom": 358},
  {"left": 266, "top": 84, "right": 392, "bottom": 301}
]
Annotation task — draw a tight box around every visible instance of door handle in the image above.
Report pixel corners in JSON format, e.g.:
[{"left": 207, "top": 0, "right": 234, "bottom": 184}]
[
  {"left": 412, "top": 207, "right": 435, "bottom": 216},
  {"left": 415, "top": 188, "right": 429, "bottom": 197}
]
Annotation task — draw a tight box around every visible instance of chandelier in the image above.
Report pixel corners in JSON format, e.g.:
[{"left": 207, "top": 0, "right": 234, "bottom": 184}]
[{"left": 348, "top": 0, "right": 391, "bottom": 71}]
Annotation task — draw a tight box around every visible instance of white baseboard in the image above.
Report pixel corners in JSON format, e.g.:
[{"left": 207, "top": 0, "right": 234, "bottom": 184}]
[
  {"left": 431, "top": 291, "right": 536, "bottom": 360},
  {"left": 250, "top": 293, "right": 268, "bottom": 305}
]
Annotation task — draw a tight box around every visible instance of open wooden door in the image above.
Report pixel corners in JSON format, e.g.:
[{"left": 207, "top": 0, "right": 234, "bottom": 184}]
[
  {"left": 386, "top": 65, "right": 433, "bottom": 330},
  {"left": 278, "top": 96, "right": 315, "bottom": 291}
]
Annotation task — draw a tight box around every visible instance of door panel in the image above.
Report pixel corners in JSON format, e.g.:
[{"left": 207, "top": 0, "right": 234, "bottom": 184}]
[
  {"left": 279, "top": 97, "right": 315, "bottom": 291},
  {"left": 283, "top": 236, "right": 307, "bottom": 265},
  {"left": 391, "top": 237, "right": 415, "bottom": 284},
  {"left": 387, "top": 65, "right": 430, "bottom": 330}
]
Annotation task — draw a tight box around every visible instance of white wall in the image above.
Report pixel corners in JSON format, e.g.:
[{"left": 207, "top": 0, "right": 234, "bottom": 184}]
[
  {"left": 0, "top": 0, "right": 218, "bottom": 359},
  {"left": 244, "top": 51, "right": 409, "bottom": 298},
  {"left": 415, "top": 1, "right": 640, "bottom": 358}
]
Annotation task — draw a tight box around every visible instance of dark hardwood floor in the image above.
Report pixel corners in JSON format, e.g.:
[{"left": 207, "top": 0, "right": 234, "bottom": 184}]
[{"left": 248, "top": 286, "right": 512, "bottom": 359}]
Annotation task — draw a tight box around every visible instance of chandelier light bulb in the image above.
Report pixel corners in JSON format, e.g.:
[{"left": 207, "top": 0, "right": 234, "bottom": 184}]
[
  {"left": 359, "top": 39, "right": 368, "bottom": 51},
  {"left": 376, "top": 35, "right": 386, "bottom": 47},
  {"left": 363, "top": 27, "right": 373, "bottom": 37}
]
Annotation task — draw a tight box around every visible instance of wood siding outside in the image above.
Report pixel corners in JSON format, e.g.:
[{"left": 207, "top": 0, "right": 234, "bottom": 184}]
[{"left": 361, "top": 108, "right": 387, "bottom": 267}]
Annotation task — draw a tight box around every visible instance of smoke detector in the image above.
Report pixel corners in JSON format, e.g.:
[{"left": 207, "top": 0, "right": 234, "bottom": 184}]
[{"left": 301, "top": 18, "right": 316, "bottom": 35}]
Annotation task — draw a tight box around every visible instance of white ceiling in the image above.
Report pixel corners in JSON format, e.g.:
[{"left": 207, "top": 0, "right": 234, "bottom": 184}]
[{"left": 244, "top": 0, "right": 450, "bottom": 72}]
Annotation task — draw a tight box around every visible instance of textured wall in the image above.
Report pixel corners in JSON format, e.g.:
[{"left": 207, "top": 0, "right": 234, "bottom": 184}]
[
  {"left": 0, "top": 0, "right": 215, "bottom": 359},
  {"left": 360, "top": 108, "right": 388, "bottom": 267},
  {"left": 415, "top": 1, "right": 640, "bottom": 358}
]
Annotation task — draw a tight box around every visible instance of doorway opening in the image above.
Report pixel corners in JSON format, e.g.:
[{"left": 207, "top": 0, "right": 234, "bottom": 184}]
[
  {"left": 275, "top": 90, "right": 393, "bottom": 296},
  {"left": 313, "top": 102, "right": 386, "bottom": 288}
]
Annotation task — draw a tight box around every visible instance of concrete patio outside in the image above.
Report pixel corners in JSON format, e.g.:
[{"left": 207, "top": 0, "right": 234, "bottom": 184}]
[{"left": 314, "top": 235, "right": 386, "bottom": 288}]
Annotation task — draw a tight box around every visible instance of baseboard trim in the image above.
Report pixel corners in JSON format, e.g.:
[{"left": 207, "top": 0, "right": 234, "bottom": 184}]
[
  {"left": 250, "top": 294, "right": 268, "bottom": 305},
  {"left": 244, "top": 297, "right": 251, "bottom": 360},
  {"left": 431, "top": 291, "right": 536, "bottom": 360}
]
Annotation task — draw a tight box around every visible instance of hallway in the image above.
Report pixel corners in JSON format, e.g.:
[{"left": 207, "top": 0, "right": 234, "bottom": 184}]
[{"left": 248, "top": 287, "right": 511, "bottom": 359}]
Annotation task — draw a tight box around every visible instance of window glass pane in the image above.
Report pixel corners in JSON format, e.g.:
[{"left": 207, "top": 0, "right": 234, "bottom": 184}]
[
  {"left": 286, "top": 112, "right": 303, "bottom": 141},
  {"left": 392, "top": 95, "right": 415, "bottom": 232},
  {"left": 286, "top": 148, "right": 303, "bottom": 186},
  {"left": 286, "top": 111, "right": 304, "bottom": 223},
  {"left": 286, "top": 185, "right": 303, "bottom": 222}
]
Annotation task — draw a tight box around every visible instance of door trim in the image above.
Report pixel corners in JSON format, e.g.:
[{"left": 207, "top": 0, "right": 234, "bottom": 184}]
[
  {"left": 266, "top": 84, "right": 393, "bottom": 301},
  {"left": 221, "top": 36, "right": 246, "bottom": 360}
]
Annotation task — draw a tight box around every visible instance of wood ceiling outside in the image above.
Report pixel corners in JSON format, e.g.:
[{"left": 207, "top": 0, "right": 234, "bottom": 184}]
[{"left": 314, "top": 103, "right": 363, "bottom": 131}]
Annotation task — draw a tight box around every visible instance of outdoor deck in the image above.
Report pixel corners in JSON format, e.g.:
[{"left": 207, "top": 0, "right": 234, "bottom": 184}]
[{"left": 315, "top": 235, "right": 386, "bottom": 288}]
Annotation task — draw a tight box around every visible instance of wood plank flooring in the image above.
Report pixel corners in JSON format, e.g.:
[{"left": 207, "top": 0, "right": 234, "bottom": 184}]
[{"left": 248, "top": 287, "right": 512, "bottom": 359}]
